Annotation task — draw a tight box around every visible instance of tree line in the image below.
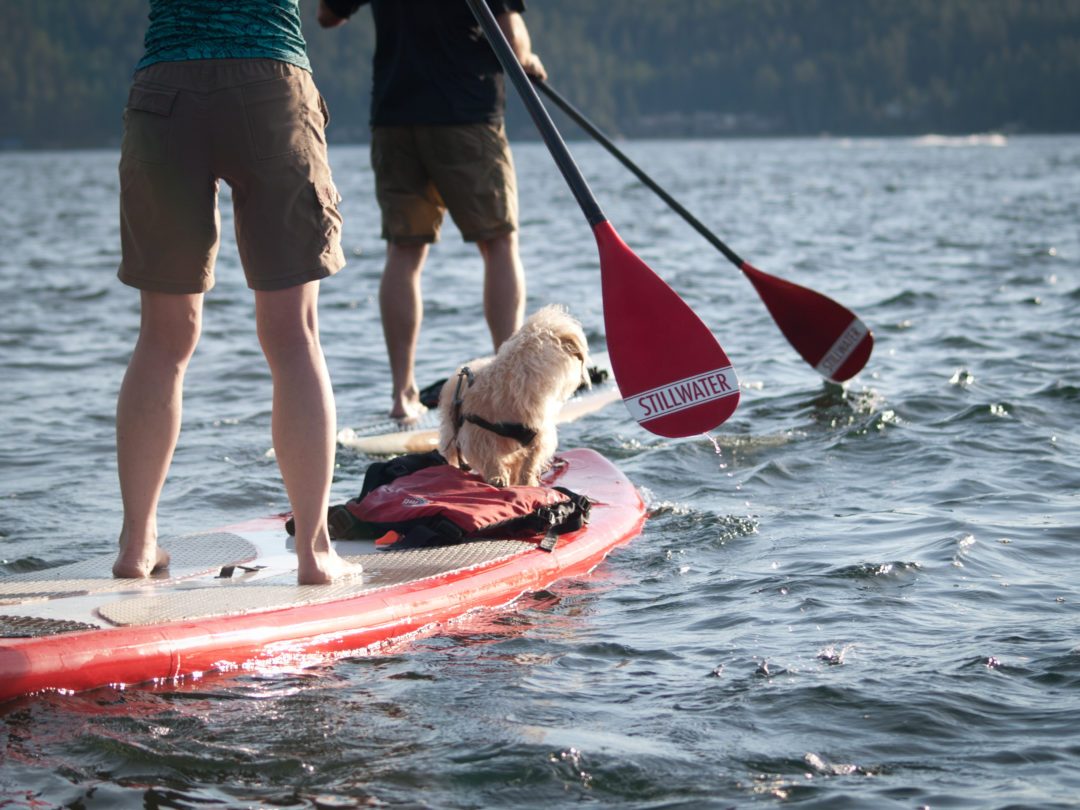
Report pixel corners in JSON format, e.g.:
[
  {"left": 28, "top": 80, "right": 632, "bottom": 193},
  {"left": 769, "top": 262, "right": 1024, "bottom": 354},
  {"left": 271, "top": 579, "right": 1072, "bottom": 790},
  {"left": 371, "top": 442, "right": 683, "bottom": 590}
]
[{"left": 2, "top": 0, "right": 1079, "bottom": 149}]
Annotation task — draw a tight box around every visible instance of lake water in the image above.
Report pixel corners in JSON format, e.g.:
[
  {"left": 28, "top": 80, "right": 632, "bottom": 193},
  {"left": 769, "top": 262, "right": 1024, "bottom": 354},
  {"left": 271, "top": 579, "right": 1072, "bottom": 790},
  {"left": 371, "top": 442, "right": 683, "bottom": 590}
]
[{"left": 1, "top": 133, "right": 1078, "bottom": 809}]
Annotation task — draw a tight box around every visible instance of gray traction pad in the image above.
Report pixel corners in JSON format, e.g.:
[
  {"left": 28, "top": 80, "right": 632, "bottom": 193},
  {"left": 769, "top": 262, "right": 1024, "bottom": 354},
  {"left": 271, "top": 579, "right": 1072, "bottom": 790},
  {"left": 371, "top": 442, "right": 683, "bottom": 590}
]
[
  {"left": 0, "top": 614, "right": 102, "bottom": 638},
  {"left": 349, "top": 407, "right": 440, "bottom": 438},
  {"left": 98, "top": 540, "right": 531, "bottom": 626},
  {"left": 0, "top": 531, "right": 259, "bottom": 604}
]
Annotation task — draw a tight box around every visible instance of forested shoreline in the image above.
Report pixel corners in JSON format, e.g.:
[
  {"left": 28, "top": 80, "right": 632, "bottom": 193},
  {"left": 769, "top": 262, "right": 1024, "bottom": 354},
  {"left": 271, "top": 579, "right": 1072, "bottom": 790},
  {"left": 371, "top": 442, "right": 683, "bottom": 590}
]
[{"left": 2, "top": 0, "right": 1079, "bottom": 149}]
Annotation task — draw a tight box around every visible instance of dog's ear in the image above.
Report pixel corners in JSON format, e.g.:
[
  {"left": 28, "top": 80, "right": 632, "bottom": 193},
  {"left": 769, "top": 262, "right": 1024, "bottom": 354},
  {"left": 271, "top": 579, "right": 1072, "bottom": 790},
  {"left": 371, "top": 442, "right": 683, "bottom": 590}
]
[{"left": 560, "top": 335, "right": 587, "bottom": 363}]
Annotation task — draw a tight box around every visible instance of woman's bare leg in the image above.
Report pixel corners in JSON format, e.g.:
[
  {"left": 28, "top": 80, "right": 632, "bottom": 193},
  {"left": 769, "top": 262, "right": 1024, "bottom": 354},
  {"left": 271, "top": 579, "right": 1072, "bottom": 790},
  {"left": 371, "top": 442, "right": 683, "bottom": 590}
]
[
  {"left": 255, "top": 281, "right": 359, "bottom": 584},
  {"left": 113, "top": 291, "right": 202, "bottom": 578}
]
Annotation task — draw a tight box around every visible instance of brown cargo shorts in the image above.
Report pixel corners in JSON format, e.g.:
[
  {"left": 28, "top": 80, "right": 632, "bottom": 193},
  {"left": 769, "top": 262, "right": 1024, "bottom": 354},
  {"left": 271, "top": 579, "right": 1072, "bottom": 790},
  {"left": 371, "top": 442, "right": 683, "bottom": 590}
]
[
  {"left": 370, "top": 121, "right": 518, "bottom": 244},
  {"left": 118, "top": 59, "right": 345, "bottom": 293}
]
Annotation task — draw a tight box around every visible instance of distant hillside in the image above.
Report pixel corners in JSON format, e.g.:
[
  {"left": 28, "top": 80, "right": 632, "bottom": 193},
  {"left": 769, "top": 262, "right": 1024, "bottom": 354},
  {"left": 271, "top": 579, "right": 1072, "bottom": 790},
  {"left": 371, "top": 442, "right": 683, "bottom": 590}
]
[{"left": 2, "top": 0, "right": 1078, "bottom": 149}]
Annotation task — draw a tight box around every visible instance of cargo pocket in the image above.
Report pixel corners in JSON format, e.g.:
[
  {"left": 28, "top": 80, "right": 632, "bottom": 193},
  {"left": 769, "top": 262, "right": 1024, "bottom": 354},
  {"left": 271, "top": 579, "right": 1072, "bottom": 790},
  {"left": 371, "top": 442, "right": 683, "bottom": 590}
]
[
  {"left": 318, "top": 91, "right": 331, "bottom": 129},
  {"left": 121, "top": 84, "right": 177, "bottom": 165},
  {"left": 314, "top": 179, "right": 344, "bottom": 247},
  {"left": 242, "top": 75, "right": 318, "bottom": 160}
]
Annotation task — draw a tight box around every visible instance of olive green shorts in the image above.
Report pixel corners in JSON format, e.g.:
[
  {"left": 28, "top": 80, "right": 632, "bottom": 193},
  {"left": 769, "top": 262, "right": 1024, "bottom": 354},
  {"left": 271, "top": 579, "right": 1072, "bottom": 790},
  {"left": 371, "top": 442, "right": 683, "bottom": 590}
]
[
  {"left": 118, "top": 59, "right": 345, "bottom": 293},
  {"left": 370, "top": 121, "right": 518, "bottom": 244}
]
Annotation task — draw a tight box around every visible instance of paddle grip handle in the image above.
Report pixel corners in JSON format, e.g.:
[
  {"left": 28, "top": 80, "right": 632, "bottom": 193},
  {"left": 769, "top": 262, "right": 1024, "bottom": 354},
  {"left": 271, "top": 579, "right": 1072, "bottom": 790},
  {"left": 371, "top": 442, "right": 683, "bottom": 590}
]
[{"left": 465, "top": 0, "right": 607, "bottom": 228}]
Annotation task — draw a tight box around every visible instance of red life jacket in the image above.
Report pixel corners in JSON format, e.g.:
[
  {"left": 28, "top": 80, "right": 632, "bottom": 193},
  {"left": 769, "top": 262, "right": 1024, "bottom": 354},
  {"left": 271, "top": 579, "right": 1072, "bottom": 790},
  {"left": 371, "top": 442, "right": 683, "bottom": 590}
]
[{"left": 289, "top": 452, "right": 590, "bottom": 552}]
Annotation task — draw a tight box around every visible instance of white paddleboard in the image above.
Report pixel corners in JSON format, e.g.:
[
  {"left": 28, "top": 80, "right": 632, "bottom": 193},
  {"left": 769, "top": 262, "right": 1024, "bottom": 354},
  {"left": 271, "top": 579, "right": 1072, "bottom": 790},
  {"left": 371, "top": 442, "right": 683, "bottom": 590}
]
[{"left": 338, "top": 352, "right": 619, "bottom": 456}]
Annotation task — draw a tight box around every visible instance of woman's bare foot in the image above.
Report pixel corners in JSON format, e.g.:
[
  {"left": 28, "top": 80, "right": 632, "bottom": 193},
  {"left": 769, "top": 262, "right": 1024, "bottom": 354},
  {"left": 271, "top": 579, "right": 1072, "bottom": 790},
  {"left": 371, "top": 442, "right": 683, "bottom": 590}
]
[
  {"left": 113, "top": 537, "right": 170, "bottom": 578},
  {"left": 296, "top": 546, "right": 363, "bottom": 585}
]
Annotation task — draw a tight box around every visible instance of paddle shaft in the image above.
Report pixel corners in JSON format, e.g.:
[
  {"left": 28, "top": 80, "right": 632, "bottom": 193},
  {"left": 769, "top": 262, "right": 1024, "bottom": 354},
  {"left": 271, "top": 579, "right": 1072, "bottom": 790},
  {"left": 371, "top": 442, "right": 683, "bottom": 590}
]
[
  {"left": 532, "top": 79, "right": 873, "bottom": 383},
  {"left": 466, "top": 0, "right": 741, "bottom": 434},
  {"left": 464, "top": 0, "right": 606, "bottom": 228},
  {"left": 534, "top": 79, "right": 747, "bottom": 268}
]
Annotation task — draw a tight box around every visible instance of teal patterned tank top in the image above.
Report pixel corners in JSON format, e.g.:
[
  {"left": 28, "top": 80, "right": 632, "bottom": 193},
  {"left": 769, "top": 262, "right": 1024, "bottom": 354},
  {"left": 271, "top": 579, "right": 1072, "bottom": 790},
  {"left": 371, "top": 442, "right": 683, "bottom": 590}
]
[{"left": 136, "top": 0, "right": 311, "bottom": 72}]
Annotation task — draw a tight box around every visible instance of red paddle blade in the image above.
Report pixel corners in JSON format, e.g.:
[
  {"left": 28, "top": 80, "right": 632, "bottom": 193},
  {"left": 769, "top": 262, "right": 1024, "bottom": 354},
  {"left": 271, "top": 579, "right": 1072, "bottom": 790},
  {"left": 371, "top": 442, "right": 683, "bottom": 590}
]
[
  {"left": 595, "top": 222, "right": 740, "bottom": 437},
  {"left": 740, "top": 263, "right": 873, "bottom": 382}
]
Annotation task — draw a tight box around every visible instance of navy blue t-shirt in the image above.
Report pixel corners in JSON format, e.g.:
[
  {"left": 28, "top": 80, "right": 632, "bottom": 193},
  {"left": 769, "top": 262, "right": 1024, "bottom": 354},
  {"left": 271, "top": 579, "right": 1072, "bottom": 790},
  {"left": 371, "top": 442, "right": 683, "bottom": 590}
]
[{"left": 333, "top": 0, "right": 528, "bottom": 127}]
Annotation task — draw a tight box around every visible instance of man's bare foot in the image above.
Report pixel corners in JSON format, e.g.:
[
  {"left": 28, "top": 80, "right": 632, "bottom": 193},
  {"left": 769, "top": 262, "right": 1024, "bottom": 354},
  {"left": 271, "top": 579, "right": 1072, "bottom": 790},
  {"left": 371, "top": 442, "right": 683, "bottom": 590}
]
[
  {"left": 297, "top": 547, "right": 363, "bottom": 585},
  {"left": 113, "top": 541, "right": 170, "bottom": 578},
  {"left": 389, "top": 392, "right": 426, "bottom": 425}
]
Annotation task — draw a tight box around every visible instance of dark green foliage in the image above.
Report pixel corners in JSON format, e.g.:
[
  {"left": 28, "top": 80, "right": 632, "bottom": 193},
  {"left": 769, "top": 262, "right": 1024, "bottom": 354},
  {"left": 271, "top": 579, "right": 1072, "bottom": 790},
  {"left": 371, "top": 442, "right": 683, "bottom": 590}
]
[{"left": 2, "top": 0, "right": 1078, "bottom": 148}]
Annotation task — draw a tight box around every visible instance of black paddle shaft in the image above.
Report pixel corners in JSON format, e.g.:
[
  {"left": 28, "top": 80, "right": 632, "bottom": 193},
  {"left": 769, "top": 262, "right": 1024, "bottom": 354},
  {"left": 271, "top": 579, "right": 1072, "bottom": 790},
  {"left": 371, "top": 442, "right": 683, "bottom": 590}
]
[
  {"left": 464, "top": 0, "right": 607, "bottom": 228},
  {"left": 532, "top": 79, "right": 747, "bottom": 270}
]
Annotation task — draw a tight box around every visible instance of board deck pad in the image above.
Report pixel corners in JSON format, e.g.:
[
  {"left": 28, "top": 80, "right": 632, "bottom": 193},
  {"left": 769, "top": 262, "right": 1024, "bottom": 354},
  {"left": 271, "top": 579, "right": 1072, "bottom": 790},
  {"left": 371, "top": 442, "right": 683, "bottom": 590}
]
[
  {"left": 337, "top": 410, "right": 442, "bottom": 455},
  {"left": 98, "top": 540, "right": 529, "bottom": 626},
  {"left": 0, "top": 531, "right": 258, "bottom": 604},
  {"left": 0, "top": 615, "right": 102, "bottom": 638}
]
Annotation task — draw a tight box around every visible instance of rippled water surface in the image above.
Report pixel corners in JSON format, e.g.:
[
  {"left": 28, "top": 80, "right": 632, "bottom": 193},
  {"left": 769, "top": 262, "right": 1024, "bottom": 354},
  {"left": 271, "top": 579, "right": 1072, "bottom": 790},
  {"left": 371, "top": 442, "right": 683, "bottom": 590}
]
[{"left": 2, "top": 134, "right": 1079, "bottom": 809}]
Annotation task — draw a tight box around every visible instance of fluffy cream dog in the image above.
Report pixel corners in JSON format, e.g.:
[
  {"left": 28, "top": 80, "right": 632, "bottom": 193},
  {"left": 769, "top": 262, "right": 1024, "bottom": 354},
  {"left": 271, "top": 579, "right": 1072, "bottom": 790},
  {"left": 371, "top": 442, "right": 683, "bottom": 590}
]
[{"left": 438, "top": 305, "right": 590, "bottom": 487}]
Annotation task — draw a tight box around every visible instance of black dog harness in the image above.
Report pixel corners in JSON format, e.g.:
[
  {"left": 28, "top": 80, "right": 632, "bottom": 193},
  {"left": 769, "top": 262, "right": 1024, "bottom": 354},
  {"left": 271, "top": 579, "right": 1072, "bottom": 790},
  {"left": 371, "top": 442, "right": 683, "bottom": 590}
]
[
  {"left": 451, "top": 366, "right": 538, "bottom": 448},
  {"left": 462, "top": 413, "right": 538, "bottom": 446}
]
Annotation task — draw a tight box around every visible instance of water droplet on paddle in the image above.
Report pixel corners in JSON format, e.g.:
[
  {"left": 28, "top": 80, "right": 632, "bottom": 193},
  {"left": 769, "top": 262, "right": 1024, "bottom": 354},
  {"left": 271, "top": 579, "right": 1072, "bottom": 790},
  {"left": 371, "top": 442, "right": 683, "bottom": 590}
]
[{"left": 703, "top": 432, "right": 723, "bottom": 454}]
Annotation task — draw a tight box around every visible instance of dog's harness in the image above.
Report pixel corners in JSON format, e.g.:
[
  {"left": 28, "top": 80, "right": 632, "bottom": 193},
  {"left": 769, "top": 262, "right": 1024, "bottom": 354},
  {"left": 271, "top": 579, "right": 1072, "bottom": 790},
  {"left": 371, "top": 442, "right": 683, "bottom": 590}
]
[
  {"left": 463, "top": 414, "right": 538, "bottom": 446},
  {"left": 450, "top": 366, "right": 538, "bottom": 450}
]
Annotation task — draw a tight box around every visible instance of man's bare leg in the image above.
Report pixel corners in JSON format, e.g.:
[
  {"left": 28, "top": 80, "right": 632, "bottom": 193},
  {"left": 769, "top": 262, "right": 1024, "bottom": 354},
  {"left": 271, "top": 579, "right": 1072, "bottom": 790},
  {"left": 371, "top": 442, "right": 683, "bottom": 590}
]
[
  {"left": 113, "top": 291, "right": 202, "bottom": 578},
  {"left": 379, "top": 241, "right": 428, "bottom": 421},
  {"left": 478, "top": 230, "right": 525, "bottom": 350},
  {"left": 256, "top": 281, "right": 358, "bottom": 585}
]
